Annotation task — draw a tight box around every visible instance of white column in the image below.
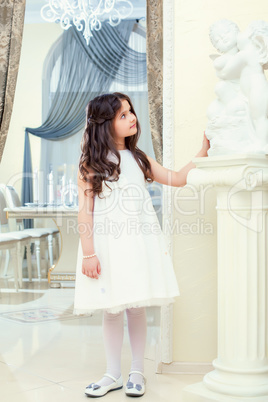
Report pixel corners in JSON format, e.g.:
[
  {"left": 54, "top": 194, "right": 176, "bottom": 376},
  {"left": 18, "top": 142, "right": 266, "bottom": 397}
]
[{"left": 183, "top": 154, "right": 268, "bottom": 402}]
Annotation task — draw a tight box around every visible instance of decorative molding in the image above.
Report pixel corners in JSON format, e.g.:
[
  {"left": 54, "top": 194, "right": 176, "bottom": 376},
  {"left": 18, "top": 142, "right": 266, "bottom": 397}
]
[
  {"left": 162, "top": 362, "right": 214, "bottom": 375},
  {"left": 49, "top": 274, "right": 76, "bottom": 282},
  {"left": 159, "top": 0, "right": 175, "bottom": 368},
  {"left": 187, "top": 155, "right": 268, "bottom": 190}
]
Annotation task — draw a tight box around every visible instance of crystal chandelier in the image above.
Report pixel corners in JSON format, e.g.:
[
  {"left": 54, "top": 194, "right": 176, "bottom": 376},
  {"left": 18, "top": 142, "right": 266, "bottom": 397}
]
[{"left": 41, "top": 0, "right": 134, "bottom": 45}]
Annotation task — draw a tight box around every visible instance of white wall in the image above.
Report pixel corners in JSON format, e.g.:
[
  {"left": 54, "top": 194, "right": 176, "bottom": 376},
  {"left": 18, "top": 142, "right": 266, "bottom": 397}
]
[
  {"left": 0, "top": 23, "right": 62, "bottom": 197},
  {"left": 172, "top": 0, "right": 268, "bottom": 363}
]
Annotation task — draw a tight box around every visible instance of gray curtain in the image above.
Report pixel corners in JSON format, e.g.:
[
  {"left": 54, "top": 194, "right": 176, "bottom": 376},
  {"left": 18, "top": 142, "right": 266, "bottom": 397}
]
[
  {"left": 22, "top": 21, "right": 147, "bottom": 217},
  {"left": 0, "top": 0, "right": 25, "bottom": 162},
  {"left": 146, "top": 0, "right": 163, "bottom": 164}
]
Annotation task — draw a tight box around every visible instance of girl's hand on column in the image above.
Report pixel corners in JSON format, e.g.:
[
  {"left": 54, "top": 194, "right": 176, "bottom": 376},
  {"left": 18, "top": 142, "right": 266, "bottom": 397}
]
[
  {"left": 196, "top": 132, "right": 210, "bottom": 157},
  {"left": 82, "top": 256, "right": 101, "bottom": 279},
  {"left": 202, "top": 132, "right": 210, "bottom": 155}
]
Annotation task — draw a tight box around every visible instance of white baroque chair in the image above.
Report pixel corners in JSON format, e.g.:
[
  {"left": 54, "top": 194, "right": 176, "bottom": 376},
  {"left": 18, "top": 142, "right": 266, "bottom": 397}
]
[
  {"left": 0, "top": 234, "right": 20, "bottom": 291},
  {"left": 0, "top": 231, "right": 32, "bottom": 289},
  {"left": 0, "top": 188, "right": 49, "bottom": 281},
  {"left": 0, "top": 191, "right": 32, "bottom": 290},
  {"left": 3, "top": 185, "right": 60, "bottom": 272}
]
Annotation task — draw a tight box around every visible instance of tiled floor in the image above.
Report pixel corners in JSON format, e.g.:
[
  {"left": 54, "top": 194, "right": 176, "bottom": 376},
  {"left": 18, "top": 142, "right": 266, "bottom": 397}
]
[{"left": 0, "top": 277, "right": 203, "bottom": 402}]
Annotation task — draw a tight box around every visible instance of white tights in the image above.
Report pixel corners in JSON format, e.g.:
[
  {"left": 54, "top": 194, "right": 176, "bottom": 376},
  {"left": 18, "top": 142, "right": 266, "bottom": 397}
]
[{"left": 95, "top": 307, "right": 147, "bottom": 387}]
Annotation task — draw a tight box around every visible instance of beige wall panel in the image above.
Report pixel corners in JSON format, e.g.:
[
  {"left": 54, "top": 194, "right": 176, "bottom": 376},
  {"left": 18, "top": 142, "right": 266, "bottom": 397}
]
[{"left": 172, "top": 0, "right": 268, "bottom": 362}]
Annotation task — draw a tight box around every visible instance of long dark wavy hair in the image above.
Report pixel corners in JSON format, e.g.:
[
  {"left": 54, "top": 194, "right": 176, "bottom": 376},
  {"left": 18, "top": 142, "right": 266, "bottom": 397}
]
[{"left": 79, "top": 92, "right": 154, "bottom": 197}]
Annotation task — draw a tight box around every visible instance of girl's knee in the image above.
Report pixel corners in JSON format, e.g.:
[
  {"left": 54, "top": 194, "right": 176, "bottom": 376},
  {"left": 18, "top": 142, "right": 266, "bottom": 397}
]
[
  {"left": 104, "top": 310, "right": 124, "bottom": 321},
  {"left": 126, "top": 307, "right": 146, "bottom": 317}
]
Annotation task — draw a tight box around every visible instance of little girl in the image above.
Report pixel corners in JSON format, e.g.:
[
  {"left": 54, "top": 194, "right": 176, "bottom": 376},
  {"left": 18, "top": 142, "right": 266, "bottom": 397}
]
[{"left": 74, "top": 92, "right": 209, "bottom": 398}]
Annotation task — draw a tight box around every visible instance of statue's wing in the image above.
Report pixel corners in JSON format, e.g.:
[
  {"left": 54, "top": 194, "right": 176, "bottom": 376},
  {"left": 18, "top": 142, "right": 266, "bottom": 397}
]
[{"left": 209, "top": 54, "right": 221, "bottom": 61}]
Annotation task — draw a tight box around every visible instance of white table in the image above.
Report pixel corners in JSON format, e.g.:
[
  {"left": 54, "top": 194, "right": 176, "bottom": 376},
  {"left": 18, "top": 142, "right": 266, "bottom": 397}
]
[{"left": 5, "top": 206, "right": 79, "bottom": 286}]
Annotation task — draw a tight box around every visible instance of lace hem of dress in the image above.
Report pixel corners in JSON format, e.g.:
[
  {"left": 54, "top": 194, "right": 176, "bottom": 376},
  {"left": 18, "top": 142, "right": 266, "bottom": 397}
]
[{"left": 73, "top": 297, "right": 176, "bottom": 316}]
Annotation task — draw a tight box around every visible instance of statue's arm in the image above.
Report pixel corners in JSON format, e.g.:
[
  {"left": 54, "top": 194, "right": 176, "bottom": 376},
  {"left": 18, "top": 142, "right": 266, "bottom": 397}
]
[
  {"left": 215, "top": 52, "right": 247, "bottom": 80},
  {"left": 213, "top": 55, "right": 226, "bottom": 70}
]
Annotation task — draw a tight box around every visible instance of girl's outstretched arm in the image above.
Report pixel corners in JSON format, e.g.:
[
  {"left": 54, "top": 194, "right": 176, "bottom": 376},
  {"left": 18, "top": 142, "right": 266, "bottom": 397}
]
[
  {"left": 77, "top": 170, "right": 101, "bottom": 279},
  {"left": 147, "top": 134, "right": 210, "bottom": 187}
]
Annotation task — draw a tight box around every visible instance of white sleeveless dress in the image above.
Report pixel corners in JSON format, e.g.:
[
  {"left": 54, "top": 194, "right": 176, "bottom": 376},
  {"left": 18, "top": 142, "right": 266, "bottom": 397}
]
[{"left": 73, "top": 150, "right": 180, "bottom": 315}]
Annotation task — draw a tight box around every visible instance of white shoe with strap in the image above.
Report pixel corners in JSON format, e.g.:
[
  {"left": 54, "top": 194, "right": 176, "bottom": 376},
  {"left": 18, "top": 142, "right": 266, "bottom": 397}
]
[
  {"left": 85, "top": 373, "right": 123, "bottom": 397},
  {"left": 125, "top": 370, "right": 146, "bottom": 397}
]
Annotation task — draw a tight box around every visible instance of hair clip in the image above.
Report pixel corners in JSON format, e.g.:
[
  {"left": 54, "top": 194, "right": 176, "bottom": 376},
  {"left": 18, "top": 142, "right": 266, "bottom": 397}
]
[
  {"left": 88, "top": 116, "right": 106, "bottom": 125},
  {"left": 88, "top": 116, "right": 97, "bottom": 124}
]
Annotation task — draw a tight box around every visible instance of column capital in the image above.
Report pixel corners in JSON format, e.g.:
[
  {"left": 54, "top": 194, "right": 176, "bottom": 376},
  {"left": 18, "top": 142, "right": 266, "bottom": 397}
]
[{"left": 187, "top": 154, "right": 268, "bottom": 191}]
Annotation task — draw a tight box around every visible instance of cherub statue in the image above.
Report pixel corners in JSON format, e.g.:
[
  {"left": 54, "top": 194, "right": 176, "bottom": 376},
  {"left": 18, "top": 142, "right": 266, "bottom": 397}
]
[
  {"left": 206, "top": 19, "right": 268, "bottom": 155},
  {"left": 206, "top": 81, "right": 254, "bottom": 155},
  {"left": 209, "top": 19, "right": 240, "bottom": 73}
]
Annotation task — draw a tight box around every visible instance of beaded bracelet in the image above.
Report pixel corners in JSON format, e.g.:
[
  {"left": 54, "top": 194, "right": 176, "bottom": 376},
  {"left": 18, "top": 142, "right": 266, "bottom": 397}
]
[{"left": 83, "top": 253, "right": 96, "bottom": 259}]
